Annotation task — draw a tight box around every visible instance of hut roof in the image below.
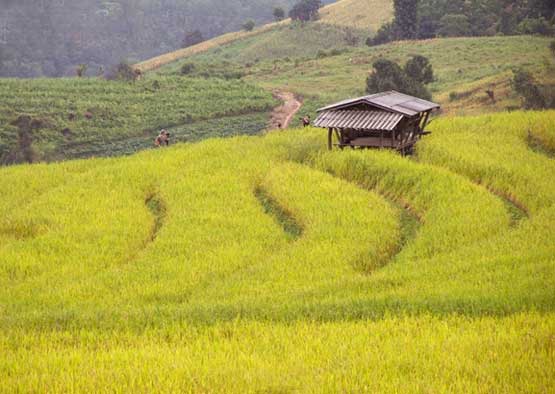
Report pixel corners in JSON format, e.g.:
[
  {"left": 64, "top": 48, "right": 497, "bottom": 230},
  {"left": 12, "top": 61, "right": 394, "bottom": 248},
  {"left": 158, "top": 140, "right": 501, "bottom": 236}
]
[
  {"left": 313, "top": 110, "right": 403, "bottom": 131},
  {"left": 316, "top": 91, "right": 440, "bottom": 117}
]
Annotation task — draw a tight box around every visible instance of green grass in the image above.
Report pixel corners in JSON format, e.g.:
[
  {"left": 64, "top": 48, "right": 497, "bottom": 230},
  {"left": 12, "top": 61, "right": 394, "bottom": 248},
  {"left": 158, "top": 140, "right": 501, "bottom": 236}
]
[
  {"left": 0, "top": 76, "right": 276, "bottom": 162},
  {"left": 0, "top": 110, "right": 554, "bottom": 391},
  {"left": 160, "top": 35, "right": 554, "bottom": 120}
]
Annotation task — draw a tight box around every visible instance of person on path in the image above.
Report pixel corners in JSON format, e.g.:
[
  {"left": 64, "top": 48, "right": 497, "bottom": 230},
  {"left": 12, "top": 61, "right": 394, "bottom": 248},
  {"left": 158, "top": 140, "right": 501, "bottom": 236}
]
[{"left": 300, "top": 115, "right": 311, "bottom": 127}]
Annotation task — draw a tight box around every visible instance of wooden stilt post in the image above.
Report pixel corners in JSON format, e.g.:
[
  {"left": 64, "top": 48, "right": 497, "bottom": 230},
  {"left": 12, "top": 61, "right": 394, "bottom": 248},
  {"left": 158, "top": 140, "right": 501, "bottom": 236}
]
[{"left": 327, "top": 128, "right": 332, "bottom": 150}]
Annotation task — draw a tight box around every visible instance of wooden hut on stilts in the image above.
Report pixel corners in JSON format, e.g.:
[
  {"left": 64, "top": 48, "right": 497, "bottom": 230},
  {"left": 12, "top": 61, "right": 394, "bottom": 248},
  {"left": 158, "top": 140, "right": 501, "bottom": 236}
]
[{"left": 313, "top": 91, "right": 440, "bottom": 155}]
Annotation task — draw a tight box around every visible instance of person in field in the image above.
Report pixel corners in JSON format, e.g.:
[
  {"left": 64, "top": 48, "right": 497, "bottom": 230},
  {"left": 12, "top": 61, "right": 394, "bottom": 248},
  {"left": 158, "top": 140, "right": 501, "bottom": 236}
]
[
  {"left": 300, "top": 115, "right": 311, "bottom": 127},
  {"left": 154, "top": 129, "right": 170, "bottom": 147}
]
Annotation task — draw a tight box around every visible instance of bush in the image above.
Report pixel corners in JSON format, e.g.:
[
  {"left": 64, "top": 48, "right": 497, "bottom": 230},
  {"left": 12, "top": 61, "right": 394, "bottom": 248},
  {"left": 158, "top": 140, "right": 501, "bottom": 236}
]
[
  {"left": 512, "top": 69, "right": 546, "bottom": 109},
  {"left": 517, "top": 17, "right": 554, "bottom": 36},
  {"left": 367, "top": 22, "right": 393, "bottom": 46},
  {"left": 180, "top": 63, "right": 196, "bottom": 75},
  {"left": 449, "top": 92, "right": 460, "bottom": 102},
  {"left": 243, "top": 19, "right": 256, "bottom": 32},
  {"left": 182, "top": 30, "right": 204, "bottom": 48},
  {"left": 105, "top": 61, "right": 137, "bottom": 81}
]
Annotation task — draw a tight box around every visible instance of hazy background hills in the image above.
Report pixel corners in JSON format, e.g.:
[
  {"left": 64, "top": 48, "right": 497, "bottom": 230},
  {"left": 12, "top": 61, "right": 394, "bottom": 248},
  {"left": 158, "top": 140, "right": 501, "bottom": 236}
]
[{"left": 0, "top": 0, "right": 335, "bottom": 77}]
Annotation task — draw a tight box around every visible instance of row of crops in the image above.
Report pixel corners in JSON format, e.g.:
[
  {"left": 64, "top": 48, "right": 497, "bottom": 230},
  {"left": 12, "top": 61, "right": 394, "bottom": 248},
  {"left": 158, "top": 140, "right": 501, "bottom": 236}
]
[
  {"left": 0, "top": 111, "right": 554, "bottom": 391},
  {"left": 0, "top": 76, "right": 276, "bottom": 162}
]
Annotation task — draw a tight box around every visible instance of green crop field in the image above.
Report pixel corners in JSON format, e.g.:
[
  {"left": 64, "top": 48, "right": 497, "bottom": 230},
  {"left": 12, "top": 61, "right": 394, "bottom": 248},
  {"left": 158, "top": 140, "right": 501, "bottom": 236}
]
[
  {"left": 1, "top": 110, "right": 554, "bottom": 392},
  {"left": 0, "top": 76, "right": 276, "bottom": 162}
]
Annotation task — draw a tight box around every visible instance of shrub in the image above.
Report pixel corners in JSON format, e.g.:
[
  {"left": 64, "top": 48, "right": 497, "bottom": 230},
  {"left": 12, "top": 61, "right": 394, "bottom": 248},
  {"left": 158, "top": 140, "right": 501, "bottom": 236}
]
[
  {"left": 105, "top": 61, "right": 137, "bottom": 81},
  {"left": 243, "top": 19, "right": 256, "bottom": 32},
  {"left": 289, "top": 0, "right": 322, "bottom": 22},
  {"left": 517, "top": 17, "right": 554, "bottom": 36},
  {"left": 512, "top": 69, "right": 546, "bottom": 109},
  {"left": 180, "top": 63, "right": 196, "bottom": 75},
  {"left": 182, "top": 30, "right": 204, "bottom": 48},
  {"left": 367, "top": 22, "right": 393, "bottom": 46}
]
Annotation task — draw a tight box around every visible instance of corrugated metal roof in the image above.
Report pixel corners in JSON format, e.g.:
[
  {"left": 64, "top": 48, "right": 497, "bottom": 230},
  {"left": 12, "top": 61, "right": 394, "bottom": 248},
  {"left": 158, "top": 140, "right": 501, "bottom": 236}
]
[
  {"left": 317, "top": 91, "right": 440, "bottom": 116},
  {"left": 313, "top": 110, "right": 404, "bottom": 131}
]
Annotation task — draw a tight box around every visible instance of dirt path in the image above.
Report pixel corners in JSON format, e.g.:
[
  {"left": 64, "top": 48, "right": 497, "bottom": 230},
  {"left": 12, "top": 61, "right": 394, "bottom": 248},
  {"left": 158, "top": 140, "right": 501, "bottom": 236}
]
[{"left": 268, "top": 90, "right": 303, "bottom": 130}]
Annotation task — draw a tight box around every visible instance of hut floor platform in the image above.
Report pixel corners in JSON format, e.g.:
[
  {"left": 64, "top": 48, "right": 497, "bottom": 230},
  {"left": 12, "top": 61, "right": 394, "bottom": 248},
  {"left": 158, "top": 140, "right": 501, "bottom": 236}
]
[{"left": 336, "top": 137, "right": 415, "bottom": 150}]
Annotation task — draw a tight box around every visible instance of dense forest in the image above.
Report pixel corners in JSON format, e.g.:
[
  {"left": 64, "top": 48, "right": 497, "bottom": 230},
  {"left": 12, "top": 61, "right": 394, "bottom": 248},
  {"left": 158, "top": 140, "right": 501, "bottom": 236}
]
[
  {"left": 370, "top": 0, "right": 555, "bottom": 44},
  {"left": 0, "top": 0, "right": 335, "bottom": 77}
]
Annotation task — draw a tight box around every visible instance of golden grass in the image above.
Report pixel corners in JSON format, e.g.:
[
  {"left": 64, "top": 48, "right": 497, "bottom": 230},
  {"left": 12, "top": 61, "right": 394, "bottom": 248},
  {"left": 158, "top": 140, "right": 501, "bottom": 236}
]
[
  {"left": 1, "top": 111, "right": 554, "bottom": 392},
  {"left": 318, "top": 0, "right": 393, "bottom": 30}
]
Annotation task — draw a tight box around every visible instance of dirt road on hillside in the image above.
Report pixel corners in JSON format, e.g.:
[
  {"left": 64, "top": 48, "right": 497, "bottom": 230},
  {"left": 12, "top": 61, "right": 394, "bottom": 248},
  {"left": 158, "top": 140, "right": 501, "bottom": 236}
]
[{"left": 268, "top": 91, "right": 303, "bottom": 130}]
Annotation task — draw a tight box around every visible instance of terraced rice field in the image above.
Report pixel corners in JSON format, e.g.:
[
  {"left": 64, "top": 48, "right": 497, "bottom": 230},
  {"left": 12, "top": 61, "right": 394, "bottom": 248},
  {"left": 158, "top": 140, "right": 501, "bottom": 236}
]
[{"left": 0, "top": 110, "right": 554, "bottom": 392}]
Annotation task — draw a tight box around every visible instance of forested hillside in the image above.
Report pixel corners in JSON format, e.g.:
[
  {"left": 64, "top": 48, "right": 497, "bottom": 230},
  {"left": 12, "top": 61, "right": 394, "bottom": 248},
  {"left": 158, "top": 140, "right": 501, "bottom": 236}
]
[{"left": 0, "top": 0, "right": 333, "bottom": 78}]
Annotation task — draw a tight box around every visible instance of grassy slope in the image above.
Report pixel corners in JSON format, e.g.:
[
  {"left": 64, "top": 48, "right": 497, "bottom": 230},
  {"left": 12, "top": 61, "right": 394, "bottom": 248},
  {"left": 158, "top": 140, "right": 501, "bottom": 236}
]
[
  {"left": 0, "top": 110, "right": 554, "bottom": 392},
  {"left": 319, "top": 0, "right": 393, "bottom": 30},
  {"left": 243, "top": 35, "right": 555, "bottom": 116},
  {"left": 135, "top": 0, "right": 393, "bottom": 72}
]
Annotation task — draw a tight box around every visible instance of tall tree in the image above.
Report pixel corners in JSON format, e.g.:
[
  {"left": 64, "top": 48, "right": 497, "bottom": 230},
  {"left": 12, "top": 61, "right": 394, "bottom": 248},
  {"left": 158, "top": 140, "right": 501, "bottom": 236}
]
[
  {"left": 273, "top": 7, "right": 285, "bottom": 21},
  {"left": 289, "top": 0, "right": 322, "bottom": 22},
  {"left": 393, "top": 0, "right": 419, "bottom": 40}
]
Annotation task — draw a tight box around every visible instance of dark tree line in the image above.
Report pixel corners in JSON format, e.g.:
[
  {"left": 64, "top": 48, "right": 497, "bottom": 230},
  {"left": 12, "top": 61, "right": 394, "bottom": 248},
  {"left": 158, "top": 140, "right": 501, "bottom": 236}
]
[{"left": 369, "top": 0, "right": 555, "bottom": 45}]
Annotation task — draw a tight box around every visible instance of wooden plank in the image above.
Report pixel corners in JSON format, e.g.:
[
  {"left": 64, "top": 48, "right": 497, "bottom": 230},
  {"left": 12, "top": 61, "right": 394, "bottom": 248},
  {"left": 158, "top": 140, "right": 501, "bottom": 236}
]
[{"left": 348, "top": 137, "right": 395, "bottom": 148}]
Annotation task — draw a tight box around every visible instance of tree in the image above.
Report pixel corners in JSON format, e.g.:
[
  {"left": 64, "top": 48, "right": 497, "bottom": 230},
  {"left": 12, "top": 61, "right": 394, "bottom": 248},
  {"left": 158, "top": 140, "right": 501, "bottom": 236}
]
[
  {"left": 438, "top": 14, "right": 471, "bottom": 37},
  {"left": 404, "top": 55, "right": 434, "bottom": 84},
  {"left": 180, "top": 63, "right": 196, "bottom": 75},
  {"left": 367, "top": 22, "right": 394, "bottom": 46},
  {"left": 182, "top": 30, "right": 204, "bottom": 48},
  {"left": 273, "top": 7, "right": 285, "bottom": 21},
  {"left": 366, "top": 58, "right": 432, "bottom": 100},
  {"left": 512, "top": 69, "right": 546, "bottom": 109},
  {"left": 289, "top": 0, "right": 322, "bottom": 22},
  {"left": 243, "top": 19, "right": 255, "bottom": 31},
  {"left": 393, "top": 0, "right": 418, "bottom": 40}
]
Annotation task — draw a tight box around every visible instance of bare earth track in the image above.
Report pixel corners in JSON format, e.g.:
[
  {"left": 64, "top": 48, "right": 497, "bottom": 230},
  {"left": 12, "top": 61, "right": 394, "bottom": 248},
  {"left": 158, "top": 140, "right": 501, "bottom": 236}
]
[{"left": 268, "top": 90, "right": 303, "bottom": 130}]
